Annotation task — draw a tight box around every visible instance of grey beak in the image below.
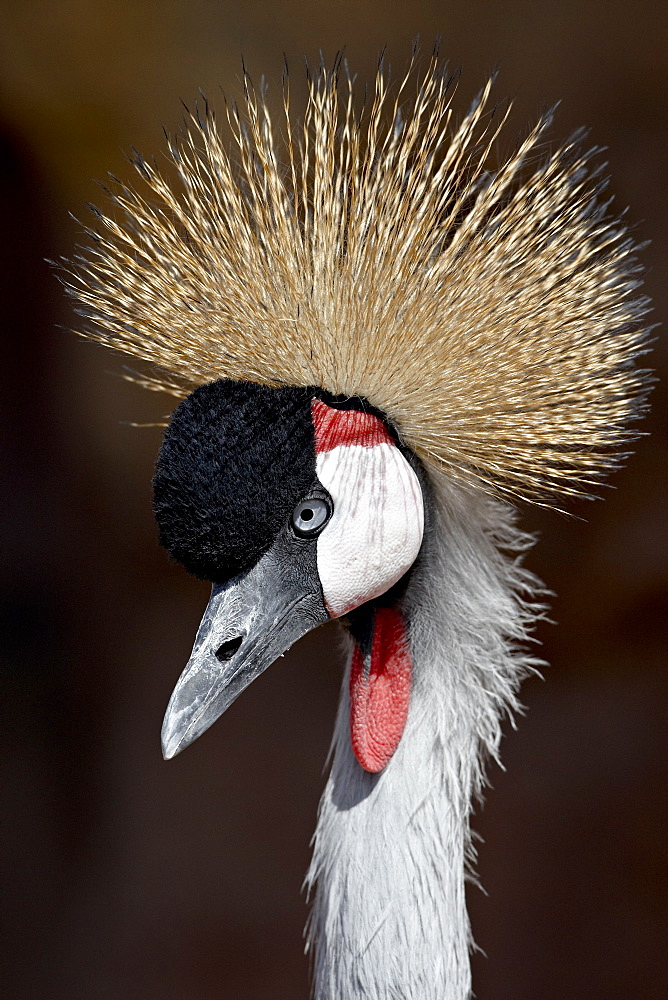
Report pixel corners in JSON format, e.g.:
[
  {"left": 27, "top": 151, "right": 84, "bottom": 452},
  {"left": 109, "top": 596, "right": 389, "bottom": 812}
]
[{"left": 161, "top": 530, "right": 329, "bottom": 759}]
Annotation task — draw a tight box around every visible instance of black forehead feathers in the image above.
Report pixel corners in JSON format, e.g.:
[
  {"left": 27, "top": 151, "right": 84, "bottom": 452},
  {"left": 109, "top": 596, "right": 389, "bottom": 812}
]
[{"left": 153, "top": 380, "right": 317, "bottom": 582}]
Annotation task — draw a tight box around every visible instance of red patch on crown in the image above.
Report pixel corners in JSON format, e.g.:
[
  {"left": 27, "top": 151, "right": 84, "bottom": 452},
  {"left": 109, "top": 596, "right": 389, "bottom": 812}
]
[
  {"left": 311, "top": 398, "right": 394, "bottom": 453},
  {"left": 349, "top": 607, "right": 412, "bottom": 773}
]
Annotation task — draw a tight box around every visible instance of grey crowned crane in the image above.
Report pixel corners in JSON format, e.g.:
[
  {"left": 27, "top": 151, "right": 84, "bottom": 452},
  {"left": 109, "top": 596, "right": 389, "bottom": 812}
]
[{"left": 65, "top": 54, "right": 649, "bottom": 1000}]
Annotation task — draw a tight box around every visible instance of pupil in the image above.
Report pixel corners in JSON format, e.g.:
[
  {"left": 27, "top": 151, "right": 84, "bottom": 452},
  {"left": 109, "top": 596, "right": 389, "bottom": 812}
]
[{"left": 301, "top": 508, "right": 314, "bottom": 521}]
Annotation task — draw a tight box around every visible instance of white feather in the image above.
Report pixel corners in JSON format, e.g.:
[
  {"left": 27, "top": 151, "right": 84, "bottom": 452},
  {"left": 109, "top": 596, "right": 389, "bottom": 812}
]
[{"left": 316, "top": 442, "right": 424, "bottom": 617}]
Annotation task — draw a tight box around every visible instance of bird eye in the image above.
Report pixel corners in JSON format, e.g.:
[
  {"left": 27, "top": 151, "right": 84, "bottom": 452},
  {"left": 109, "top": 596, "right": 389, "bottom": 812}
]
[{"left": 291, "top": 497, "right": 332, "bottom": 537}]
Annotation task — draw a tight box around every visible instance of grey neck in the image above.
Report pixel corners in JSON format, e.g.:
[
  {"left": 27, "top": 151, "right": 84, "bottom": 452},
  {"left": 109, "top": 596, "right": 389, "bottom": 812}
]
[{"left": 305, "top": 479, "right": 542, "bottom": 1000}]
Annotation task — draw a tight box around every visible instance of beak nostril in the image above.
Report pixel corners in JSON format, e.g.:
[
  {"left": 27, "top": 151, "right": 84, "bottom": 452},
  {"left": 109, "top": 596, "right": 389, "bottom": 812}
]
[{"left": 215, "top": 636, "right": 243, "bottom": 661}]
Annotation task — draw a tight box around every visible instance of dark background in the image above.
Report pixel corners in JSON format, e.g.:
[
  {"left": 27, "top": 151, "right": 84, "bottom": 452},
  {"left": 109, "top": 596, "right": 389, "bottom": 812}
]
[{"left": 1, "top": 3, "right": 666, "bottom": 998}]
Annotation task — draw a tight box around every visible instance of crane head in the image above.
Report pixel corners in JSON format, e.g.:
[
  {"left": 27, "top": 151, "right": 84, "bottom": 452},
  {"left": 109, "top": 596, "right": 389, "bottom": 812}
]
[{"left": 156, "top": 379, "right": 424, "bottom": 771}]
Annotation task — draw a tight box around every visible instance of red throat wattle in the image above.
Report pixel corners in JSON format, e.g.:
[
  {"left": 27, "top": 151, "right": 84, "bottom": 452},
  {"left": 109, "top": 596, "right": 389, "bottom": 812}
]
[{"left": 349, "top": 608, "right": 412, "bottom": 772}]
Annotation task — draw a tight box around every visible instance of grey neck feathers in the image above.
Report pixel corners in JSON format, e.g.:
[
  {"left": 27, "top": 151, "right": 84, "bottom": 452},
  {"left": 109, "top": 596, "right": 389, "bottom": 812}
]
[{"left": 305, "top": 477, "right": 542, "bottom": 1000}]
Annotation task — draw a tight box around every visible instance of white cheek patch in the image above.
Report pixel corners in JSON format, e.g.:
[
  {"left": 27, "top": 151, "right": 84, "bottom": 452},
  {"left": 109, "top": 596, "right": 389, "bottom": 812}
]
[{"left": 315, "top": 443, "right": 424, "bottom": 618}]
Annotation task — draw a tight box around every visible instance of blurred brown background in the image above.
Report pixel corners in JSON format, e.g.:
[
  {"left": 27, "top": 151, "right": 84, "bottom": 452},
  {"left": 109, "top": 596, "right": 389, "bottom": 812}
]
[{"left": 1, "top": 2, "right": 666, "bottom": 998}]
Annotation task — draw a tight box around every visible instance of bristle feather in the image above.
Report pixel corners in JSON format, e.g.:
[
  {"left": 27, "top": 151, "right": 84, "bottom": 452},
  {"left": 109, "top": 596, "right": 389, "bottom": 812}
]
[{"left": 63, "top": 56, "right": 650, "bottom": 504}]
